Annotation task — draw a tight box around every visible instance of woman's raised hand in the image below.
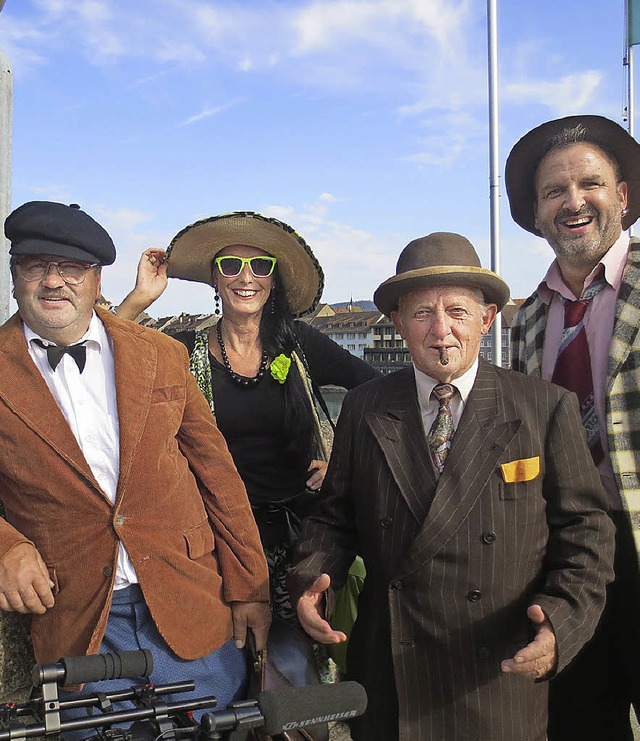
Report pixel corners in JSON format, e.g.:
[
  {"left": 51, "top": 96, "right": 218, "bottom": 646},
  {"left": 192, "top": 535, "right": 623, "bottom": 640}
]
[{"left": 115, "top": 248, "right": 169, "bottom": 321}]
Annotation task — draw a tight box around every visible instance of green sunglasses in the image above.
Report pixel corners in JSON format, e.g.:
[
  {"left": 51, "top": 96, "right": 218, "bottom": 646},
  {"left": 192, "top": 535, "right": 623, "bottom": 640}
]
[{"left": 214, "top": 255, "right": 278, "bottom": 278}]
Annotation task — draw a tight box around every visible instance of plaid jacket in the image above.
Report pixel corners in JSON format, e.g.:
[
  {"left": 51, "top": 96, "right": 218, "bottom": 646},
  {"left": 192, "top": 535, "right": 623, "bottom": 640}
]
[{"left": 511, "top": 238, "right": 640, "bottom": 558}]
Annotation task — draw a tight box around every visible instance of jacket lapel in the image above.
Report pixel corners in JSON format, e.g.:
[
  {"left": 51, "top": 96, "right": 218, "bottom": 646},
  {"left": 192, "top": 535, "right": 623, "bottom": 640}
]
[
  {"left": 608, "top": 238, "right": 640, "bottom": 390},
  {"left": 365, "top": 368, "right": 437, "bottom": 525},
  {"left": 516, "top": 294, "right": 547, "bottom": 377},
  {"left": 98, "top": 309, "right": 157, "bottom": 504},
  {"left": 0, "top": 313, "right": 98, "bottom": 483},
  {"left": 398, "top": 362, "right": 521, "bottom": 577}
]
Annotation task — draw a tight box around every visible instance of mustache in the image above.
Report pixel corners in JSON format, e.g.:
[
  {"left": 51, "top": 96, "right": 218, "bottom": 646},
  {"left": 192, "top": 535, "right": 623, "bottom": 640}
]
[
  {"left": 37, "top": 290, "right": 71, "bottom": 299},
  {"left": 555, "top": 205, "right": 597, "bottom": 221}
]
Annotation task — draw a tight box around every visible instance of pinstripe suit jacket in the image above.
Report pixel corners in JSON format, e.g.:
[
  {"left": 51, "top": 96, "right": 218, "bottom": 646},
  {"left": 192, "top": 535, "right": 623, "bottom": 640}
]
[
  {"left": 290, "top": 361, "right": 614, "bottom": 741},
  {"left": 511, "top": 237, "right": 640, "bottom": 558}
]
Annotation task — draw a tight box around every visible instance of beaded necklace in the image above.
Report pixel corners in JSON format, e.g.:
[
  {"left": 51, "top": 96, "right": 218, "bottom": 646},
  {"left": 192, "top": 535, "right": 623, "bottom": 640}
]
[{"left": 216, "top": 321, "right": 269, "bottom": 387}]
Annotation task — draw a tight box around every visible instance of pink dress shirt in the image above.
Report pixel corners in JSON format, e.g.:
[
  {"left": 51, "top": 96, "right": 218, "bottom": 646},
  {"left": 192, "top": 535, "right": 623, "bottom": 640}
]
[{"left": 538, "top": 232, "right": 630, "bottom": 508}]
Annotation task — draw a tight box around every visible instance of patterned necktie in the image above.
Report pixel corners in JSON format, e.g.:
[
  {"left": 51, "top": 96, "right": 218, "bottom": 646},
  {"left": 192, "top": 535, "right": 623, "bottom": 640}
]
[
  {"left": 428, "top": 383, "right": 455, "bottom": 476},
  {"left": 33, "top": 339, "right": 88, "bottom": 373},
  {"left": 551, "top": 278, "right": 605, "bottom": 464}
]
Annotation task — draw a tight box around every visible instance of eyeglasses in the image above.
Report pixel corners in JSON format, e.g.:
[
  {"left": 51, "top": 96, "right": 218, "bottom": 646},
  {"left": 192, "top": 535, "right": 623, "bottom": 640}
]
[
  {"left": 16, "top": 259, "right": 99, "bottom": 285},
  {"left": 214, "top": 255, "right": 277, "bottom": 278}
]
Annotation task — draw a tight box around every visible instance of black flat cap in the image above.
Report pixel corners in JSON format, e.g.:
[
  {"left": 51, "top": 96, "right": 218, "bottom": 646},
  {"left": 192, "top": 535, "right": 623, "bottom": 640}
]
[{"left": 4, "top": 201, "right": 116, "bottom": 265}]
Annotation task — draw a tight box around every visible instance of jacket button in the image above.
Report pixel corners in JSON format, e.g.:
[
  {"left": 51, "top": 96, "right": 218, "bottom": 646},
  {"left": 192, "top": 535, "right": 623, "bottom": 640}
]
[
  {"left": 390, "top": 580, "right": 403, "bottom": 591},
  {"left": 467, "top": 589, "right": 481, "bottom": 602},
  {"left": 478, "top": 646, "right": 490, "bottom": 659},
  {"left": 380, "top": 517, "right": 393, "bottom": 529},
  {"left": 482, "top": 531, "right": 497, "bottom": 544},
  {"left": 114, "top": 515, "right": 125, "bottom": 526},
  {"left": 102, "top": 565, "right": 113, "bottom": 578}
]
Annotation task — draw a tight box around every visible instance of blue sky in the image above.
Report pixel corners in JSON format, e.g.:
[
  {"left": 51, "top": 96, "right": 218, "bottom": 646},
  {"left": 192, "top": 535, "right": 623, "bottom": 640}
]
[{"left": 0, "top": 0, "right": 630, "bottom": 317}]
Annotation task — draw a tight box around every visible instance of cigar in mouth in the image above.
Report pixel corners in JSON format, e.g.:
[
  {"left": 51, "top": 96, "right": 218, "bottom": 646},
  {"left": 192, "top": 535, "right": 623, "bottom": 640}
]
[{"left": 438, "top": 346, "right": 449, "bottom": 366}]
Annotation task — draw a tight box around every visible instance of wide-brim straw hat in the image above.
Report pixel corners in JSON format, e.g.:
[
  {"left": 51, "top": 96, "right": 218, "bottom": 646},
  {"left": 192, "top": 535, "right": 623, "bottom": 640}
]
[
  {"left": 373, "top": 232, "right": 510, "bottom": 316},
  {"left": 166, "top": 211, "right": 324, "bottom": 316},
  {"left": 505, "top": 115, "right": 640, "bottom": 235}
]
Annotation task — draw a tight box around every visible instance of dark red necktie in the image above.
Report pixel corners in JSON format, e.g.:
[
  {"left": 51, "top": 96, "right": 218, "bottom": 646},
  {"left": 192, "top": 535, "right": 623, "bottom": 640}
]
[{"left": 551, "top": 279, "right": 605, "bottom": 464}]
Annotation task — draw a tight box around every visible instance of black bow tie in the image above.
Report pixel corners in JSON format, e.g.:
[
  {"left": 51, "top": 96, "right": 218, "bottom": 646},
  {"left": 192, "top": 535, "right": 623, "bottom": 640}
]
[{"left": 33, "top": 339, "right": 88, "bottom": 373}]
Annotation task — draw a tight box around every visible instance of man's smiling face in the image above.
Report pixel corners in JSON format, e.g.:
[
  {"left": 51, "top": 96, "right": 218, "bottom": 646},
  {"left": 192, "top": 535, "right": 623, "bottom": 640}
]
[
  {"left": 13, "top": 253, "right": 101, "bottom": 345},
  {"left": 533, "top": 142, "right": 627, "bottom": 270}
]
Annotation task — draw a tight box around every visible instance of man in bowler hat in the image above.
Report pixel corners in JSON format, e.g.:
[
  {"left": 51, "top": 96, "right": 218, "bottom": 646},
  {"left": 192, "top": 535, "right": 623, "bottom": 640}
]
[
  {"left": 0, "top": 201, "right": 269, "bottom": 709},
  {"left": 506, "top": 115, "right": 640, "bottom": 739},
  {"left": 288, "top": 233, "right": 614, "bottom": 741}
]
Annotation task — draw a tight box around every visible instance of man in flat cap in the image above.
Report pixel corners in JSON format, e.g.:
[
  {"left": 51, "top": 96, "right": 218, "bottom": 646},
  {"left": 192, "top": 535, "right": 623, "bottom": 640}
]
[
  {"left": 506, "top": 116, "right": 640, "bottom": 739},
  {"left": 0, "top": 201, "right": 269, "bottom": 710},
  {"left": 288, "top": 233, "right": 613, "bottom": 741}
]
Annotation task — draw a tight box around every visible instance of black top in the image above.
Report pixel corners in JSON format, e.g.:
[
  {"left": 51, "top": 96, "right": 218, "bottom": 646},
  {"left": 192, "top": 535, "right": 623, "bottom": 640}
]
[{"left": 178, "top": 321, "right": 378, "bottom": 505}]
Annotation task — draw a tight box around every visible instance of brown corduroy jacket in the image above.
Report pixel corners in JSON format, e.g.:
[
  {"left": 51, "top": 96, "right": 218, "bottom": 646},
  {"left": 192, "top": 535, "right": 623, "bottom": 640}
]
[{"left": 0, "top": 307, "right": 268, "bottom": 663}]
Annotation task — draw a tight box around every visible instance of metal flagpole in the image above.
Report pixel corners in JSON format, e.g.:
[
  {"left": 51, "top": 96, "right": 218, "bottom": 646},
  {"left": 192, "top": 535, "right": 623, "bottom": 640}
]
[
  {"left": 628, "top": 0, "right": 636, "bottom": 140},
  {"left": 0, "top": 0, "right": 12, "bottom": 323},
  {"left": 625, "top": 0, "right": 635, "bottom": 236},
  {"left": 487, "top": 0, "right": 502, "bottom": 366}
]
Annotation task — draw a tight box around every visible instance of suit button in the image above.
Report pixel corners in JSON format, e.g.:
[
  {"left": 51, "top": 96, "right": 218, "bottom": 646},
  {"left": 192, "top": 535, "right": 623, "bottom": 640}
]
[
  {"left": 114, "top": 515, "right": 125, "bottom": 526},
  {"left": 467, "top": 589, "right": 481, "bottom": 602},
  {"left": 482, "top": 531, "right": 496, "bottom": 544},
  {"left": 390, "top": 580, "right": 403, "bottom": 591},
  {"left": 380, "top": 517, "right": 393, "bottom": 529},
  {"left": 102, "top": 565, "right": 113, "bottom": 578},
  {"left": 478, "top": 646, "right": 490, "bottom": 659}
]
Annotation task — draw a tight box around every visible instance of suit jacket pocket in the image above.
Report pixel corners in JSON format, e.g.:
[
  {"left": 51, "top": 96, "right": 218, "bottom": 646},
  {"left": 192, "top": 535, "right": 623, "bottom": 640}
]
[
  {"left": 184, "top": 521, "right": 216, "bottom": 559},
  {"left": 151, "top": 385, "right": 186, "bottom": 404},
  {"left": 500, "top": 456, "right": 540, "bottom": 483}
]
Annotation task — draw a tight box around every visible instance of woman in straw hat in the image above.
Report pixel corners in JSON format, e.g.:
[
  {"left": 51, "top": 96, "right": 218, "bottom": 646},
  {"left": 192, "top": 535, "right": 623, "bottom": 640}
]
[{"left": 116, "top": 211, "right": 377, "bottom": 626}]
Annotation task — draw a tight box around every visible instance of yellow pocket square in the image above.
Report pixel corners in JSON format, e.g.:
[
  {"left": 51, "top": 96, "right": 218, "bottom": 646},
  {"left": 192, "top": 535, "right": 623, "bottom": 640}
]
[{"left": 500, "top": 457, "right": 540, "bottom": 483}]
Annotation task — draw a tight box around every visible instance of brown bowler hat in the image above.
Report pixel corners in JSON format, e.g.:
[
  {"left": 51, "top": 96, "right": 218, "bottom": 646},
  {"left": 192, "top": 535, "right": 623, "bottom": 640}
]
[
  {"left": 505, "top": 115, "right": 640, "bottom": 235},
  {"left": 373, "top": 232, "right": 510, "bottom": 316}
]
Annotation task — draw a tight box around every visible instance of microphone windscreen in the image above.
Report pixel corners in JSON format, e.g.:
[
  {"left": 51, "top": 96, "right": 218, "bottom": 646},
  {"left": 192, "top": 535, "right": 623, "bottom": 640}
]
[{"left": 258, "top": 681, "right": 367, "bottom": 736}]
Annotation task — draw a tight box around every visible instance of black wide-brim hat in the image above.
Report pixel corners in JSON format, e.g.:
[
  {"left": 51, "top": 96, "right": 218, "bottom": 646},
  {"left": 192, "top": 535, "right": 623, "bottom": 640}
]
[
  {"left": 165, "top": 211, "right": 324, "bottom": 317},
  {"left": 505, "top": 115, "right": 640, "bottom": 235},
  {"left": 373, "top": 232, "right": 510, "bottom": 316}
]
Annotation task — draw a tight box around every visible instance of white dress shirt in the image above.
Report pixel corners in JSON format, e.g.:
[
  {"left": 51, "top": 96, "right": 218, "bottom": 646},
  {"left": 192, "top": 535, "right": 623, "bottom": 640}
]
[
  {"left": 23, "top": 312, "right": 138, "bottom": 589},
  {"left": 414, "top": 359, "right": 479, "bottom": 439}
]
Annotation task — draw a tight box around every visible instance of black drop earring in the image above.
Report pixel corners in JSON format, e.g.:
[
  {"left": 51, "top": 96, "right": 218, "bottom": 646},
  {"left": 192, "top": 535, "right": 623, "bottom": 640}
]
[{"left": 214, "top": 286, "right": 221, "bottom": 316}]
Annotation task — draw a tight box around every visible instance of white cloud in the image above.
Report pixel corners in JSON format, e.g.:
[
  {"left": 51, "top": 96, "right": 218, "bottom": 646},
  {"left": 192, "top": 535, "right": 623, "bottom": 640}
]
[
  {"left": 403, "top": 110, "right": 486, "bottom": 167},
  {"left": 179, "top": 98, "right": 242, "bottom": 127},
  {"left": 504, "top": 71, "right": 603, "bottom": 116}
]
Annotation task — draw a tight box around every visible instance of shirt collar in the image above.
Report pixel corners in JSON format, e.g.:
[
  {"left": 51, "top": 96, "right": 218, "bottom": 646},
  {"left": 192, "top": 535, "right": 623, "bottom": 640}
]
[
  {"left": 537, "top": 231, "right": 630, "bottom": 303},
  {"left": 24, "top": 311, "right": 104, "bottom": 349},
  {"left": 414, "top": 357, "right": 479, "bottom": 408}
]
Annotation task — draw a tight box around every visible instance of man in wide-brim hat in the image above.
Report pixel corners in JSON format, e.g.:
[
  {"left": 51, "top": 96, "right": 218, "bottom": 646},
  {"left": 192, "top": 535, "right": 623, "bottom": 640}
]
[
  {"left": 506, "top": 114, "right": 640, "bottom": 741},
  {"left": 289, "top": 231, "right": 612, "bottom": 741}
]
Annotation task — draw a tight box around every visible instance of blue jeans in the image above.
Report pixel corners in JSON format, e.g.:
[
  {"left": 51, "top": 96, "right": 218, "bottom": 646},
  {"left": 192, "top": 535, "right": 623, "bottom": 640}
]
[{"left": 60, "top": 585, "right": 248, "bottom": 738}]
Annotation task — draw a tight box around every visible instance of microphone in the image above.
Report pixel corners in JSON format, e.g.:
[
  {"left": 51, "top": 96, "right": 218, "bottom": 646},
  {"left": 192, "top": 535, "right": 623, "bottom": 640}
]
[
  {"left": 200, "top": 682, "right": 367, "bottom": 736},
  {"left": 258, "top": 681, "right": 367, "bottom": 736},
  {"left": 32, "top": 649, "right": 154, "bottom": 687}
]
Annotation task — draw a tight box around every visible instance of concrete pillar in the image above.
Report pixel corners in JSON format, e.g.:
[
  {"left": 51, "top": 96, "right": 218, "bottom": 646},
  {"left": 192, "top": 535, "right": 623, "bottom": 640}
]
[{"left": 0, "top": 47, "right": 11, "bottom": 324}]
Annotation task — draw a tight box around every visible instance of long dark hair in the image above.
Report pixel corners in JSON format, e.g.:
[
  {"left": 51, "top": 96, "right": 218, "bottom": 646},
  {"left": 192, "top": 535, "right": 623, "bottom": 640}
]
[{"left": 259, "top": 267, "right": 321, "bottom": 461}]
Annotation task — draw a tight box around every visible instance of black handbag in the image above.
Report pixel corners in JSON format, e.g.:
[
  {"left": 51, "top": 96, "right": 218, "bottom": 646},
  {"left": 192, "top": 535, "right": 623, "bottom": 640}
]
[{"left": 246, "top": 618, "right": 329, "bottom": 741}]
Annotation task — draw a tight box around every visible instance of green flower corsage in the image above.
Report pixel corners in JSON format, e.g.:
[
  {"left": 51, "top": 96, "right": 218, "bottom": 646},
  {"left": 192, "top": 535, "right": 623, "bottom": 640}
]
[{"left": 270, "top": 354, "right": 291, "bottom": 383}]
